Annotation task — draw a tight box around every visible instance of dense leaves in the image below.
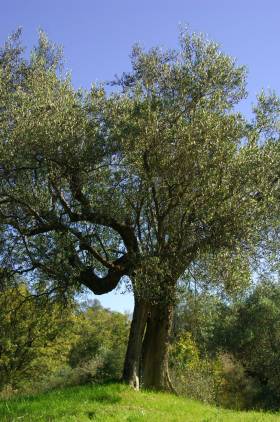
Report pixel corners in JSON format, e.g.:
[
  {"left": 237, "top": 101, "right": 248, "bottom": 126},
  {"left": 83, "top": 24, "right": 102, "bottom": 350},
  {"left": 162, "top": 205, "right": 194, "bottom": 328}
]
[
  {"left": 69, "top": 300, "right": 129, "bottom": 383},
  {"left": 213, "top": 281, "right": 280, "bottom": 409},
  {"left": 0, "top": 288, "right": 129, "bottom": 396},
  {"left": 0, "top": 281, "right": 74, "bottom": 391},
  {"left": 173, "top": 280, "right": 280, "bottom": 409},
  {"left": 0, "top": 30, "right": 279, "bottom": 303}
]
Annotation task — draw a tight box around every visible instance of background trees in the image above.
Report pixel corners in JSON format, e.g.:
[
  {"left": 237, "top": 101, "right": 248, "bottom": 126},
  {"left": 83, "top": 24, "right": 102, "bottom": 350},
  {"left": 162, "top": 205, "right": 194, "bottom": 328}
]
[
  {"left": 0, "top": 282, "right": 129, "bottom": 397},
  {"left": 69, "top": 300, "right": 129, "bottom": 384},
  {"left": 170, "top": 278, "right": 280, "bottom": 410},
  {"left": 212, "top": 281, "right": 280, "bottom": 409},
  {"left": 0, "top": 281, "right": 74, "bottom": 392}
]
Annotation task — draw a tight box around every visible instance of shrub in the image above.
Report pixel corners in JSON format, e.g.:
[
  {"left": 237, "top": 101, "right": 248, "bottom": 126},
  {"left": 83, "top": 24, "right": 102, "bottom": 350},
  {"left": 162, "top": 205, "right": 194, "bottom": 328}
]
[
  {"left": 0, "top": 283, "right": 74, "bottom": 394},
  {"left": 169, "top": 332, "right": 222, "bottom": 403},
  {"left": 68, "top": 303, "right": 130, "bottom": 383}
]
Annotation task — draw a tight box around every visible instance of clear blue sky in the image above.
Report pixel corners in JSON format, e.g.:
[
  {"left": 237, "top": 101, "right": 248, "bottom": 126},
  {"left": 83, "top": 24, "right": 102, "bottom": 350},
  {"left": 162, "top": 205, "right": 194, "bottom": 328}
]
[{"left": 2, "top": 0, "right": 280, "bottom": 312}]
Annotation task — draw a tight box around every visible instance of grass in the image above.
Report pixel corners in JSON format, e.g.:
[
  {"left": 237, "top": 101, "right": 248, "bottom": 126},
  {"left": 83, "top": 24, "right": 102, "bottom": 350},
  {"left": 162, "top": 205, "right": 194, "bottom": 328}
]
[{"left": 0, "top": 383, "right": 280, "bottom": 421}]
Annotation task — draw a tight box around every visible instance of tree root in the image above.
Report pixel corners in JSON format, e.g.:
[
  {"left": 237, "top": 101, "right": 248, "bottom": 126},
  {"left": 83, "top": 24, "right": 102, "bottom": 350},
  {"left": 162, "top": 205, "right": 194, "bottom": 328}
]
[{"left": 166, "top": 368, "right": 178, "bottom": 395}]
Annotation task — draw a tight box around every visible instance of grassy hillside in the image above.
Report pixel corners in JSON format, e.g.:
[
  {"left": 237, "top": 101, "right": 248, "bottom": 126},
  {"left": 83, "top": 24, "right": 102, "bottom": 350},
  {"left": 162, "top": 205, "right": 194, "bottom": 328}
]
[{"left": 0, "top": 383, "right": 279, "bottom": 421}]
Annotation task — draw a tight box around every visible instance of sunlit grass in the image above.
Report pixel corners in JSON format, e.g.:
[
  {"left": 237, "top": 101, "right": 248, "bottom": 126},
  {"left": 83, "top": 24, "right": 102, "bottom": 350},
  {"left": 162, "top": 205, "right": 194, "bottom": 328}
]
[{"left": 0, "top": 383, "right": 279, "bottom": 421}]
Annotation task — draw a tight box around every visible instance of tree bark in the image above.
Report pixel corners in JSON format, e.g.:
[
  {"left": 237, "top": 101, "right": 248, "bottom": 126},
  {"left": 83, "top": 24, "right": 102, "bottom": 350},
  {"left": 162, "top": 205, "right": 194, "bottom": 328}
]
[
  {"left": 123, "top": 297, "right": 174, "bottom": 391},
  {"left": 141, "top": 302, "right": 174, "bottom": 390},
  {"left": 122, "top": 297, "right": 150, "bottom": 389}
]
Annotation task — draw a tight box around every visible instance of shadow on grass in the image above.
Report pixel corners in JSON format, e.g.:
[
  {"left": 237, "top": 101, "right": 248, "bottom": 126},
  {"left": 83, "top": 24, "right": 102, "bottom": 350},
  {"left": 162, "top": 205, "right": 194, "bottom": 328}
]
[{"left": 91, "top": 390, "right": 121, "bottom": 404}]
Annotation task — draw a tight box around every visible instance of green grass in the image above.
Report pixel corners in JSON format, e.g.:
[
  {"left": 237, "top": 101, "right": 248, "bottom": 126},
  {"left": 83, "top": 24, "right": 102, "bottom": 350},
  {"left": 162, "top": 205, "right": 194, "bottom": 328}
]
[{"left": 0, "top": 383, "right": 280, "bottom": 421}]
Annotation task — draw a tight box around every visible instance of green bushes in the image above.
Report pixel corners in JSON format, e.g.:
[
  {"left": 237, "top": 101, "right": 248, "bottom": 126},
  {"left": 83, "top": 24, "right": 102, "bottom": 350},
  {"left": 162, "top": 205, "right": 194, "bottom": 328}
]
[
  {"left": 0, "top": 283, "right": 74, "bottom": 396},
  {"left": 0, "top": 285, "right": 129, "bottom": 397},
  {"left": 212, "top": 281, "right": 280, "bottom": 409},
  {"left": 170, "top": 332, "right": 222, "bottom": 403},
  {"left": 215, "top": 352, "right": 259, "bottom": 410},
  {"left": 171, "top": 281, "right": 280, "bottom": 410},
  {"left": 68, "top": 301, "right": 129, "bottom": 384},
  {"left": 169, "top": 332, "right": 259, "bottom": 409}
]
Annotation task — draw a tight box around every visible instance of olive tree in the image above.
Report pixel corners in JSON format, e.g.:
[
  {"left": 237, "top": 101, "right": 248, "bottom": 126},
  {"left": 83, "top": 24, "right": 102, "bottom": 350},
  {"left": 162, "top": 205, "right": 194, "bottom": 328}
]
[{"left": 0, "top": 29, "right": 279, "bottom": 390}]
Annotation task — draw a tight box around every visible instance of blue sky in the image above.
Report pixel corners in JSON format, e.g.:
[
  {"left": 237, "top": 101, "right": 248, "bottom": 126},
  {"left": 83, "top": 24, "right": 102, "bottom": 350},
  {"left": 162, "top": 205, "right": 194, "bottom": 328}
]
[{"left": 1, "top": 0, "right": 280, "bottom": 312}]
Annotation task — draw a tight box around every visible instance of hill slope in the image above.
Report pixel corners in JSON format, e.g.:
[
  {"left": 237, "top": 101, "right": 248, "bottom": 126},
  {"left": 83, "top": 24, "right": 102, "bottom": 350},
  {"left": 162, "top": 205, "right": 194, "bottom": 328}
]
[{"left": 0, "top": 383, "right": 279, "bottom": 421}]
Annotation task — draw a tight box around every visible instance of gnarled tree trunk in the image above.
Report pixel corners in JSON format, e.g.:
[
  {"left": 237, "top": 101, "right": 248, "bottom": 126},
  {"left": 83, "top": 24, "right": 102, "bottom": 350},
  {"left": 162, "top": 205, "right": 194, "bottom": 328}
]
[
  {"left": 141, "top": 302, "right": 174, "bottom": 390},
  {"left": 122, "top": 297, "right": 150, "bottom": 389},
  {"left": 123, "top": 296, "right": 174, "bottom": 391}
]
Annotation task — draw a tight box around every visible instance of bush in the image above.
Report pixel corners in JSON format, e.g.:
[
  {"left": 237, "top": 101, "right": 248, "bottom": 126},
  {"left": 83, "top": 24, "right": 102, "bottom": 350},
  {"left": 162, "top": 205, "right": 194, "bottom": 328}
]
[
  {"left": 169, "top": 332, "right": 222, "bottom": 403},
  {"left": 0, "top": 283, "right": 74, "bottom": 394},
  {"left": 215, "top": 353, "right": 260, "bottom": 410},
  {"left": 169, "top": 332, "right": 259, "bottom": 409},
  {"left": 68, "top": 302, "right": 130, "bottom": 384},
  {"left": 0, "top": 293, "right": 130, "bottom": 396}
]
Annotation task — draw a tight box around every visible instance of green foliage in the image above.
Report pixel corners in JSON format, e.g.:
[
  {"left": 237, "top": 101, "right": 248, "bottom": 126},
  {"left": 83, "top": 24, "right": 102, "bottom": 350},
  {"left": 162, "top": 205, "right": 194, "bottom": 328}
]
[
  {"left": 169, "top": 324, "right": 261, "bottom": 410},
  {"left": 216, "top": 353, "right": 258, "bottom": 410},
  {"left": 0, "top": 283, "right": 129, "bottom": 396},
  {"left": 212, "top": 281, "right": 280, "bottom": 409},
  {"left": 173, "top": 287, "right": 223, "bottom": 355},
  {"left": 170, "top": 331, "right": 200, "bottom": 369},
  {"left": 0, "top": 282, "right": 74, "bottom": 393},
  {"left": 170, "top": 331, "right": 222, "bottom": 403},
  {"left": 68, "top": 301, "right": 130, "bottom": 383},
  {"left": 0, "top": 28, "right": 279, "bottom": 306},
  {"left": 171, "top": 279, "right": 280, "bottom": 410}
]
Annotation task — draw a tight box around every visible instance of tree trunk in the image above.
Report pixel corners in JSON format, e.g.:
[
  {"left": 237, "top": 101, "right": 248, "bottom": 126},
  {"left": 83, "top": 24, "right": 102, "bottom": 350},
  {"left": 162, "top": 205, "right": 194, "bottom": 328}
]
[
  {"left": 141, "top": 302, "right": 174, "bottom": 390},
  {"left": 122, "top": 297, "right": 150, "bottom": 389},
  {"left": 123, "top": 278, "right": 176, "bottom": 391}
]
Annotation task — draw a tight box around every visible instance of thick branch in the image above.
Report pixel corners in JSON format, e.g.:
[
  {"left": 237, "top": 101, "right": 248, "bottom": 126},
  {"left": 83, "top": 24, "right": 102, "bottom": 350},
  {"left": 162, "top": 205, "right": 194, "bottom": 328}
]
[{"left": 78, "top": 254, "right": 130, "bottom": 295}]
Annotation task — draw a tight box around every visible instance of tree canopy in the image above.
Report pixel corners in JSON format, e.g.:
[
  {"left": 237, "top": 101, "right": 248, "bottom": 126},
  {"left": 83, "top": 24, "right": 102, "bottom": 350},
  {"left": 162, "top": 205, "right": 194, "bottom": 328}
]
[{"left": 0, "top": 28, "right": 280, "bottom": 390}]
